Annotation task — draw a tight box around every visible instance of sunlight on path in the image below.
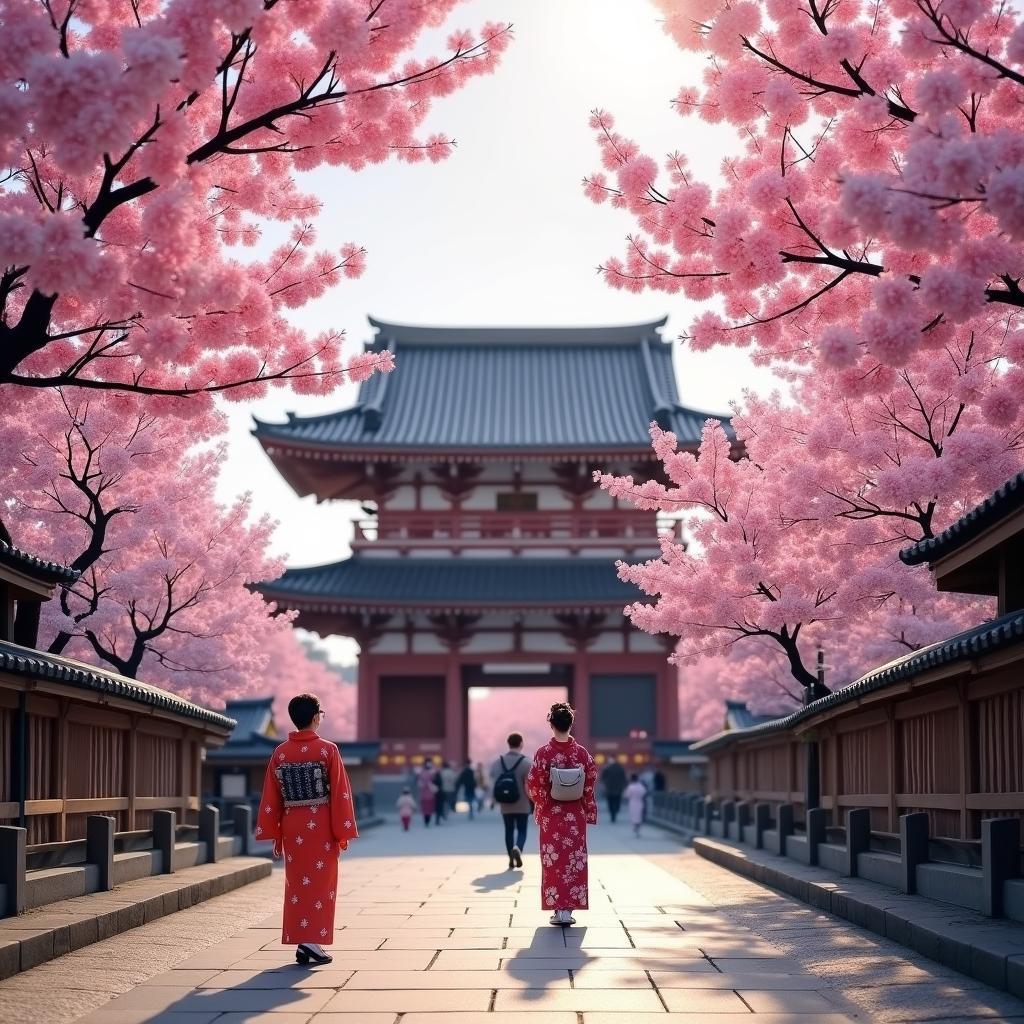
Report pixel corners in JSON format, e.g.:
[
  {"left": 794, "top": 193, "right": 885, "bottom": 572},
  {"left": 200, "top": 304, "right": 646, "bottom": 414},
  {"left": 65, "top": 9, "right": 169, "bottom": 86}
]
[{"left": 4, "top": 813, "right": 1023, "bottom": 1023}]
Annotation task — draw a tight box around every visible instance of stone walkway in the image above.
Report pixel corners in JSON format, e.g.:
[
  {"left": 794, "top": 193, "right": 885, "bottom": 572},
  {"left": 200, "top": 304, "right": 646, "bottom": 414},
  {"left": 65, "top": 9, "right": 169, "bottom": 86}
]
[{"left": 3, "top": 812, "right": 1024, "bottom": 1023}]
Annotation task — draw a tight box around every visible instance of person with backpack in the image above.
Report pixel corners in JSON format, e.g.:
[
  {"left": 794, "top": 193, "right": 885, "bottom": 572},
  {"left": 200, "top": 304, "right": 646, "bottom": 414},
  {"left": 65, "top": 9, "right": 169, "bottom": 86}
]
[
  {"left": 490, "top": 732, "right": 532, "bottom": 870},
  {"left": 525, "top": 702, "right": 597, "bottom": 927}
]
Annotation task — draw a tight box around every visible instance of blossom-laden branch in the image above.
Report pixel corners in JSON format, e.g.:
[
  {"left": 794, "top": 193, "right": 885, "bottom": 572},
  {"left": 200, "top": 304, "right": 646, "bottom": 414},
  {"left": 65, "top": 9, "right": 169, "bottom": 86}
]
[
  {"left": 0, "top": 1, "right": 511, "bottom": 402},
  {"left": 585, "top": 0, "right": 1024, "bottom": 368}
]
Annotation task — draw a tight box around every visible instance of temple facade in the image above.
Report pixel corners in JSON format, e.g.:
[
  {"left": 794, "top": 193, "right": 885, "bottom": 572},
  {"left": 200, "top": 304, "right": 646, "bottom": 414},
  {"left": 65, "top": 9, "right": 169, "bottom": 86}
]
[{"left": 256, "top": 318, "right": 728, "bottom": 774}]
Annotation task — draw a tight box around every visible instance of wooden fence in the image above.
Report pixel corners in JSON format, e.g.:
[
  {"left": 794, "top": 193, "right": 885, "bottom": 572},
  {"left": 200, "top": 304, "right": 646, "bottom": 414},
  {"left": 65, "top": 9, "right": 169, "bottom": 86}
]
[
  {"left": 0, "top": 679, "right": 228, "bottom": 848},
  {"left": 702, "top": 660, "right": 1024, "bottom": 842}
]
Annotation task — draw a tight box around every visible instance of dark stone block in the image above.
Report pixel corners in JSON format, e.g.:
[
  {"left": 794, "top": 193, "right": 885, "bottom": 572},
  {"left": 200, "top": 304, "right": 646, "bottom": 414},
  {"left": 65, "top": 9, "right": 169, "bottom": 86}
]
[
  {"left": 85, "top": 815, "right": 115, "bottom": 892},
  {"left": 846, "top": 808, "right": 870, "bottom": 877},
  {"left": 50, "top": 925, "right": 70, "bottom": 958},
  {"left": 971, "top": 944, "right": 1008, "bottom": 989},
  {"left": 68, "top": 916, "right": 98, "bottom": 951},
  {"left": 884, "top": 910, "right": 911, "bottom": 945},
  {"left": 899, "top": 812, "right": 929, "bottom": 895},
  {"left": 0, "top": 941, "right": 19, "bottom": 980},
  {"left": 95, "top": 908, "right": 121, "bottom": 940},
  {"left": 19, "top": 930, "right": 54, "bottom": 970},
  {"left": 0, "top": 826, "right": 26, "bottom": 917},
  {"left": 142, "top": 895, "right": 165, "bottom": 924},
  {"left": 1007, "top": 956, "right": 1024, "bottom": 999},
  {"left": 983, "top": 817, "right": 1021, "bottom": 917},
  {"left": 907, "top": 920, "right": 942, "bottom": 960}
]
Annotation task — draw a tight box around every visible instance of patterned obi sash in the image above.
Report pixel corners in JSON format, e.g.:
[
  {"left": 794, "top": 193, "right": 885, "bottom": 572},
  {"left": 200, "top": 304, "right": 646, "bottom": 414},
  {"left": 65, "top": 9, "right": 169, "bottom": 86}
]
[{"left": 276, "top": 760, "right": 330, "bottom": 807}]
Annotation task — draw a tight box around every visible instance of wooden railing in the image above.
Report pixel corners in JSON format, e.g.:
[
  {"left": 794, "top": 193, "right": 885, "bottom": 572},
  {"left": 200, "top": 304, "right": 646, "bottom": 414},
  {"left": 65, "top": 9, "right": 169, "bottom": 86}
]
[
  {"left": 700, "top": 662, "right": 1024, "bottom": 841},
  {"left": 0, "top": 694, "right": 207, "bottom": 846},
  {"left": 352, "top": 512, "right": 683, "bottom": 552}
]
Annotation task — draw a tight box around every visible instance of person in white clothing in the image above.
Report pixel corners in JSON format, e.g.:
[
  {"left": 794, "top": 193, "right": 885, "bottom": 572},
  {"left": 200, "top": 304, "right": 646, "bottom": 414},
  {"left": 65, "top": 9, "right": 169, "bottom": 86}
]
[{"left": 624, "top": 774, "right": 648, "bottom": 837}]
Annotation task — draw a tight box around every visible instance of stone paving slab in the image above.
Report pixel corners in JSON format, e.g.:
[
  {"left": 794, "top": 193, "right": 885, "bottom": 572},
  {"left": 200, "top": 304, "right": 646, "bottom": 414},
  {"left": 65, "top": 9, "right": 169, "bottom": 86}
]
[
  {"left": 0, "top": 856, "right": 270, "bottom": 979},
  {"left": 8, "top": 811, "right": 1024, "bottom": 1022}
]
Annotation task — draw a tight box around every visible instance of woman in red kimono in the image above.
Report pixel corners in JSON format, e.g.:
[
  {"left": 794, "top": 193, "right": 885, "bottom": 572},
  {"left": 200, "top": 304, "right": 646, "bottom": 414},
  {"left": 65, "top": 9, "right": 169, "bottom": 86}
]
[
  {"left": 526, "top": 702, "right": 598, "bottom": 926},
  {"left": 255, "top": 693, "right": 359, "bottom": 965}
]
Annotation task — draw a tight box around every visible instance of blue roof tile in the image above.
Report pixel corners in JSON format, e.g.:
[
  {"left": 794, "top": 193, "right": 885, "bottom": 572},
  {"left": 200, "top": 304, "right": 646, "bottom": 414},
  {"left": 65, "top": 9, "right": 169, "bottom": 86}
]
[
  {"left": 260, "top": 556, "right": 640, "bottom": 611},
  {"left": 900, "top": 470, "right": 1024, "bottom": 566},
  {"left": 253, "top": 318, "right": 728, "bottom": 454}
]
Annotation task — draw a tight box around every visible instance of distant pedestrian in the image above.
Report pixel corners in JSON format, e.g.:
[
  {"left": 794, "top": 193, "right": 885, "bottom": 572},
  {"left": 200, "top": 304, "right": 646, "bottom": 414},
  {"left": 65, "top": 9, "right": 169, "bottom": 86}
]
[
  {"left": 600, "top": 758, "right": 627, "bottom": 823},
  {"left": 417, "top": 764, "right": 437, "bottom": 827},
  {"left": 255, "top": 692, "right": 359, "bottom": 966},
  {"left": 624, "top": 774, "right": 647, "bottom": 837},
  {"left": 456, "top": 759, "right": 477, "bottom": 818},
  {"left": 526, "top": 702, "right": 597, "bottom": 927},
  {"left": 474, "top": 762, "right": 487, "bottom": 813},
  {"left": 653, "top": 769, "right": 666, "bottom": 792},
  {"left": 440, "top": 761, "right": 457, "bottom": 816},
  {"left": 640, "top": 766, "right": 656, "bottom": 821},
  {"left": 431, "top": 759, "right": 445, "bottom": 823},
  {"left": 491, "top": 732, "right": 532, "bottom": 870},
  {"left": 396, "top": 788, "right": 416, "bottom": 831}
]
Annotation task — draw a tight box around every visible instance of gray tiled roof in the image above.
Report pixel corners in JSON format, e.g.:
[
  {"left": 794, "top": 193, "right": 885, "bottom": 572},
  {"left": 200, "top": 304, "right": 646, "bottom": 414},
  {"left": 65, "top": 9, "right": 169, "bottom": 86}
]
[
  {"left": 0, "top": 541, "right": 80, "bottom": 585},
  {"left": 253, "top": 318, "right": 728, "bottom": 453},
  {"left": 260, "top": 556, "right": 639, "bottom": 611},
  {"left": 900, "top": 471, "right": 1024, "bottom": 566},
  {"left": 222, "top": 697, "right": 275, "bottom": 744},
  {"left": 724, "top": 700, "right": 780, "bottom": 731},
  {"left": 692, "top": 608, "right": 1024, "bottom": 753},
  {"left": 0, "top": 640, "right": 234, "bottom": 730}
]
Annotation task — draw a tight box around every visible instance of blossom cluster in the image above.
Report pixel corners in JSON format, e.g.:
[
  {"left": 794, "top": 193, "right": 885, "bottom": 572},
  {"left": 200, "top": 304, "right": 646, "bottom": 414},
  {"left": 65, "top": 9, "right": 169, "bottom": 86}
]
[
  {"left": 585, "top": 0, "right": 1024, "bottom": 369},
  {"left": 0, "top": 0, "right": 509, "bottom": 401}
]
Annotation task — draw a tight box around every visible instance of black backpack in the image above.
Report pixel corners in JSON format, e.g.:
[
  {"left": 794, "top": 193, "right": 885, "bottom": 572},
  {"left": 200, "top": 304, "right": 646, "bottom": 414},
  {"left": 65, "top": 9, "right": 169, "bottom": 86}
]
[{"left": 492, "top": 755, "right": 525, "bottom": 804}]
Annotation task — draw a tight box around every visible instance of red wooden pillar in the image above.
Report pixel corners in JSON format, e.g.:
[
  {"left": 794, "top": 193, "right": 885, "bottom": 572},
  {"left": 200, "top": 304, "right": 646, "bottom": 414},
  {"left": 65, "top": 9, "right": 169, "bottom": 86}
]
[
  {"left": 444, "top": 653, "right": 464, "bottom": 764},
  {"left": 658, "top": 657, "right": 678, "bottom": 739},
  {"left": 357, "top": 653, "right": 376, "bottom": 741},
  {"left": 572, "top": 649, "right": 591, "bottom": 751}
]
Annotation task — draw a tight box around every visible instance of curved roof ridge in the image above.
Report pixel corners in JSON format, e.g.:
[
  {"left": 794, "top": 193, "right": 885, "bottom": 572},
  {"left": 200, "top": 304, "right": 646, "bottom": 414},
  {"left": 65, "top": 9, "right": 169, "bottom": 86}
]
[
  {"left": 900, "top": 470, "right": 1024, "bottom": 566},
  {"left": 0, "top": 639, "right": 234, "bottom": 730},
  {"left": 367, "top": 315, "right": 669, "bottom": 347},
  {"left": 0, "top": 540, "right": 80, "bottom": 585}
]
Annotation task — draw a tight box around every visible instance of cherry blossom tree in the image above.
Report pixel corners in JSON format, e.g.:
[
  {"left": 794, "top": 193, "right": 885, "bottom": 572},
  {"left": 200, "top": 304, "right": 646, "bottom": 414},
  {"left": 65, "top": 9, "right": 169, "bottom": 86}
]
[
  {"left": 261, "top": 632, "right": 357, "bottom": 739},
  {"left": 0, "top": 0, "right": 509, "bottom": 403},
  {"left": 598, "top": 395, "right": 998, "bottom": 709},
  {"left": 0, "top": 388, "right": 294, "bottom": 705},
  {"left": 585, "top": 0, "right": 1023, "bottom": 369}
]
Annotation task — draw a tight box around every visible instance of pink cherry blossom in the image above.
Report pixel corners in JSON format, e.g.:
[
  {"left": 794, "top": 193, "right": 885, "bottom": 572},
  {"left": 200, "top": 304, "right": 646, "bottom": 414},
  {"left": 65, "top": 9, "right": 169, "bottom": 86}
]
[{"left": 0, "top": 0, "right": 510, "bottom": 401}]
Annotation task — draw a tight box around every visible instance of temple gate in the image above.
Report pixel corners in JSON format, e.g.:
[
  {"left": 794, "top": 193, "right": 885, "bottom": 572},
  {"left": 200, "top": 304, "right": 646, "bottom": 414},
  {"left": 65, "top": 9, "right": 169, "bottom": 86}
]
[{"left": 256, "top": 318, "right": 728, "bottom": 775}]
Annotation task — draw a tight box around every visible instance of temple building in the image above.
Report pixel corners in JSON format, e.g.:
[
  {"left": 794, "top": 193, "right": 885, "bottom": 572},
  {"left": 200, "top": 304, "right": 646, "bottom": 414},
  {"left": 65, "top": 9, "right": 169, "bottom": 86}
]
[{"left": 256, "top": 317, "right": 728, "bottom": 774}]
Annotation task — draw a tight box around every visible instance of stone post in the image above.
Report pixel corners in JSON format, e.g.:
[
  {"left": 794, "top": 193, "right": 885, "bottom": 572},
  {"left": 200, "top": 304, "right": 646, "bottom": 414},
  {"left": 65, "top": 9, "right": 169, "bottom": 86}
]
[
  {"left": 153, "top": 809, "right": 175, "bottom": 875},
  {"left": 845, "top": 807, "right": 871, "bottom": 877},
  {"left": 754, "top": 802, "right": 770, "bottom": 850},
  {"left": 232, "top": 804, "right": 252, "bottom": 856},
  {"left": 982, "top": 816, "right": 1021, "bottom": 917},
  {"left": 899, "top": 812, "right": 930, "bottom": 895},
  {"left": 86, "top": 814, "right": 114, "bottom": 892},
  {"left": 199, "top": 804, "right": 220, "bottom": 864},
  {"left": 777, "top": 803, "right": 795, "bottom": 857},
  {"left": 722, "top": 800, "right": 736, "bottom": 840},
  {"left": 0, "top": 826, "right": 26, "bottom": 917},
  {"left": 736, "top": 801, "right": 751, "bottom": 843},
  {"left": 806, "top": 807, "right": 827, "bottom": 867}
]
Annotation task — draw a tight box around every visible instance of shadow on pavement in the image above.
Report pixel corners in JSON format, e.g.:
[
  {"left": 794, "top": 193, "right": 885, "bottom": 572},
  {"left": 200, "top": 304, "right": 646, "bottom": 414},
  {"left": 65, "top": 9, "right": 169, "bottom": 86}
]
[
  {"left": 471, "top": 868, "right": 522, "bottom": 891},
  {"left": 148, "top": 964, "right": 327, "bottom": 1023}
]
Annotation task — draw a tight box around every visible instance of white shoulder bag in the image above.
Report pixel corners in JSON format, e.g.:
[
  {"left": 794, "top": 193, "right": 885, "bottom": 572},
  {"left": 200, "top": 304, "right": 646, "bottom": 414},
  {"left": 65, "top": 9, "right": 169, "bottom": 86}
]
[{"left": 549, "top": 765, "right": 585, "bottom": 801}]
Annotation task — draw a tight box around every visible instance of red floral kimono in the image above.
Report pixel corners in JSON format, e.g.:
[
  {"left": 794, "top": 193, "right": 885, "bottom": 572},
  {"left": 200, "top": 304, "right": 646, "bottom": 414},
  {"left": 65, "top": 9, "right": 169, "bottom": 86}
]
[
  {"left": 255, "top": 729, "right": 359, "bottom": 945},
  {"left": 526, "top": 737, "right": 598, "bottom": 911}
]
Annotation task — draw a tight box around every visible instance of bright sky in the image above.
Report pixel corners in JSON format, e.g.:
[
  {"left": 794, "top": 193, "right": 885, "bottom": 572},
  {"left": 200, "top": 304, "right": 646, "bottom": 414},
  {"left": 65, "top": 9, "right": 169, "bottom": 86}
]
[{"left": 216, "top": 0, "right": 778, "bottom": 659}]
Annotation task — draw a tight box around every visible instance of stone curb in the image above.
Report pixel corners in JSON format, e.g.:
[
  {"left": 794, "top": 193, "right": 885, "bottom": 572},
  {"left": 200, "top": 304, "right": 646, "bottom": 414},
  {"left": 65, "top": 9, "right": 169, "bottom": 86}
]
[
  {"left": 0, "top": 856, "right": 271, "bottom": 980},
  {"left": 691, "top": 833, "right": 1024, "bottom": 999}
]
